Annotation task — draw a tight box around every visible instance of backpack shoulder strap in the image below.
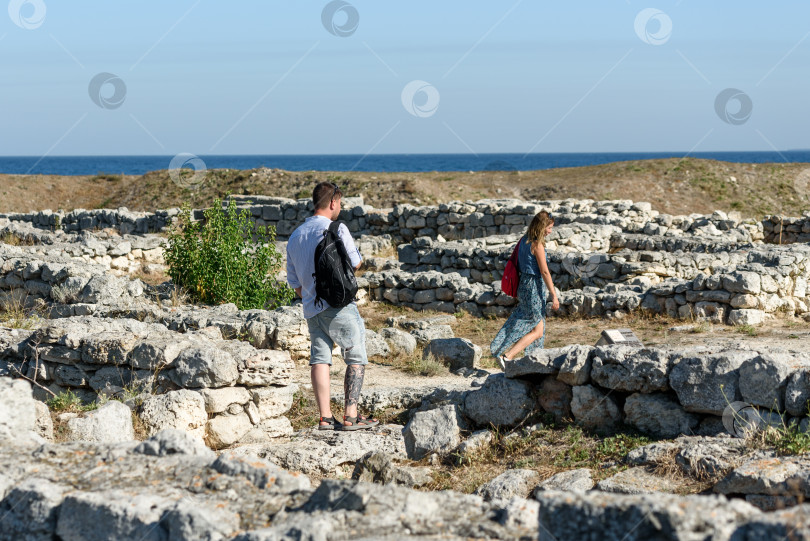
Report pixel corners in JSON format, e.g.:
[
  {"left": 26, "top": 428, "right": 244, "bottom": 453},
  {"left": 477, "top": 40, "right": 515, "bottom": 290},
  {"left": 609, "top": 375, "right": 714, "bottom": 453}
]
[{"left": 328, "top": 220, "right": 343, "bottom": 235}]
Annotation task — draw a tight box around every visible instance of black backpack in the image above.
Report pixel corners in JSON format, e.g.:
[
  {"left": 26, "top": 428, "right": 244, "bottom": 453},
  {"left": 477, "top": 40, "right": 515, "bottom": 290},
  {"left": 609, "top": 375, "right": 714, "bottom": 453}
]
[{"left": 312, "top": 221, "right": 358, "bottom": 309}]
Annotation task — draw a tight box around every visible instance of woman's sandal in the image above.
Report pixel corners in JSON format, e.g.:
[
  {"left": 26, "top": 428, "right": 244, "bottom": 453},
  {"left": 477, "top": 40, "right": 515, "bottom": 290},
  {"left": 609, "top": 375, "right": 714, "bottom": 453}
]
[
  {"left": 317, "top": 416, "right": 341, "bottom": 431},
  {"left": 339, "top": 416, "right": 372, "bottom": 431}
]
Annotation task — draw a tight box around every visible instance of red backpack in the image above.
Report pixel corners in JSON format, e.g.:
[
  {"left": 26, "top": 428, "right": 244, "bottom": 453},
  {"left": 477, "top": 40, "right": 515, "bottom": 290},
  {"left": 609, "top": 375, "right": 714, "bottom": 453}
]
[{"left": 501, "top": 240, "right": 521, "bottom": 297}]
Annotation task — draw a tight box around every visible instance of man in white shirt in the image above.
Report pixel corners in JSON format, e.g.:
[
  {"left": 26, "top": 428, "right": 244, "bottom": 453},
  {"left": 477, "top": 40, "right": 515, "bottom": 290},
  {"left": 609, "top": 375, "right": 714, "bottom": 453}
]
[{"left": 286, "top": 182, "right": 377, "bottom": 431}]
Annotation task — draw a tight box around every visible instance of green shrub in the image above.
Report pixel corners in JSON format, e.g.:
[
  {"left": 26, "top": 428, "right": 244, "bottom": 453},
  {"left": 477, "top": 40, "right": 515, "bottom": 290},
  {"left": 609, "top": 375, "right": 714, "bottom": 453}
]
[{"left": 162, "top": 196, "right": 294, "bottom": 310}]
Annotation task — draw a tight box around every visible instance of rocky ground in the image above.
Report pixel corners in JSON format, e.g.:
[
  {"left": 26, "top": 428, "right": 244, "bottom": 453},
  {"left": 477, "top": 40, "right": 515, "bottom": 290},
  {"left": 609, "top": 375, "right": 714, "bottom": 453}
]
[{"left": 2, "top": 176, "right": 810, "bottom": 539}]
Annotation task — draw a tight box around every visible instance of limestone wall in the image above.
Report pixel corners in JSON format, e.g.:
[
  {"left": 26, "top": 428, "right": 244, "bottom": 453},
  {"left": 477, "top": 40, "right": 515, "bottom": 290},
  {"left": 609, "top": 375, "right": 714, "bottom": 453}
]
[
  {"left": 362, "top": 242, "right": 810, "bottom": 324},
  {"left": 3, "top": 195, "right": 783, "bottom": 246},
  {"left": 0, "top": 316, "right": 296, "bottom": 449},
  {"left": 485, "top": 343, "right": 810, "bottom": 440}
]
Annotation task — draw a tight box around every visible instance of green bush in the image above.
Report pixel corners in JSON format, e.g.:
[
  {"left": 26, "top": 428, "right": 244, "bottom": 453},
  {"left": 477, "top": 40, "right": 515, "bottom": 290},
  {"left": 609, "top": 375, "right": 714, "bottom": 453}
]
[{"left": 162, "top": 196, "right": 294, "bottom": 310}]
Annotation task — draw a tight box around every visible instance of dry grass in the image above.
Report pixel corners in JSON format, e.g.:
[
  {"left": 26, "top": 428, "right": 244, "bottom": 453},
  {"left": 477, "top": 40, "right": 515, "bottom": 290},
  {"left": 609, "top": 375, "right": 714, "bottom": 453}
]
[
  {"left": 0, "top": 232, "right": 32, "bottom": 246},
  {"left": 424, "top": 423, "right": 662, "bottom": 494},
  {"left": 0, "top": 289, "right": 44, "bottom": 330},
  {"left": 132, "top": 266, "right": 170, "bottom": 286}
]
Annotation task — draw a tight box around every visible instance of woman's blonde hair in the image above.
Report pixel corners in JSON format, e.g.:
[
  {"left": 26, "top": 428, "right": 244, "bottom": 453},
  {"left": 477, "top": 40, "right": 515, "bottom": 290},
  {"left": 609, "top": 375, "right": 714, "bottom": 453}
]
[{"left": 526, "top": 210, "right": 554, "bottom": 247}]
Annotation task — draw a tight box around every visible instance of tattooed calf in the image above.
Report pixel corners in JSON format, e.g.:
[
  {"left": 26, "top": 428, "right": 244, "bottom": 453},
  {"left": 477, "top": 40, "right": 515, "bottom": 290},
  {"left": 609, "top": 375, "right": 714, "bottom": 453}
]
[{"left": 344, "top": 364, "right": 365, "bottom": 408}]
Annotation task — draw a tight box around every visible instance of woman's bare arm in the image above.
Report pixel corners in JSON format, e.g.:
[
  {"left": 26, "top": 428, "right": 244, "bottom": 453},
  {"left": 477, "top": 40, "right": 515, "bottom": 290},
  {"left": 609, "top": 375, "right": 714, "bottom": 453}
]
[{"left": 534, "top": 242, "right": 560, "bottom": 310}]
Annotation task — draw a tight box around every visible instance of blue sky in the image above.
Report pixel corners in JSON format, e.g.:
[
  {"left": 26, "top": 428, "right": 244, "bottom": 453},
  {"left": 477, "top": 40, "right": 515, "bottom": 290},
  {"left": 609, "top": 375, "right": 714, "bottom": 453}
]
[{"left": 2, "top": 1, "right": 810, "bottom": 155}]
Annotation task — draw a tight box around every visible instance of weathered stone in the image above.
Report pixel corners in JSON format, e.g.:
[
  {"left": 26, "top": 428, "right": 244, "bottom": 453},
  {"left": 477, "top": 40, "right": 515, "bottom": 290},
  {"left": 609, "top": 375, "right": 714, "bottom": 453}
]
[
  {"left": 0, "top": 378, "right": 42, "bottom": 446},
  {"left": 66, "top": 401, "right": 134, "bottom": 443},
  {"left": 364, "top": 329, "right": 391, "bottom": 358},
  {"left": 139, "top": 389, "right": 207, "bottom": 439},
  {"left": 596, "top": 466, "right": 683, "bottom": 495},
  {"left": 212, "top": 450, "right": 311, "bottom": 492},
  {"left": 624, "top": 393, "right": 699, "bottom": 438},
  {"left": 556, "top": 345, "right": 594, "bottom": 386},
  {"left": 534, "top": 469, "right": 594, "bottom": 494},
  {"left": 0, "top": 478, "right": 69, "bottom": 540},
  {"left": 455, "top": 429, "right": 493, "bottom": 460},
  {"left": 535, "top": 490, "right": 760, "bottom": 541},
  {"left": 34, "top": 400, "right": 54, "bottom": 441},
  {"left": 378, "top": 327, "right": 417, "bottom": 355},
  {"left": 464, "top": 374, "right": 534, "bottom": 428},
  {"left": 729, "top": 309, "right": 766, "bottom": 326},
  {"left": 410, "top": 324, "right": 454, "bottom": 346},
  {"left": 199, "top": 386, "right": 252, "bottom": 414},
  {"left": 537, "top": 377, "right": 572, "bottom": 422},
  {"left": 591, "top": 345, "right": 671, "bottom": 392},
  {"left": 475, "top": 469, "right": 540, "bottom": 502},
  {"left": 251, "top": 384, "right": 297, "bottom": 420},
  {"left": 739, "top": 353, "right": 804, "bottom": 411},
  {"left": 570, "top": 384, "right": 621, "bottom": 430},
  {"left": 56, "top": 490, "right": 172, "bottom": 541},
  {"left": 625, "top": 442, "right": 680, "bottom": 467},
  {"left": 133, "top": 429, "right": 214, "bottom": 459},
  {"left": 724, "top": 271, "right": 762, "bottom": 295},
  {"left": 207, "top": 412, "right": 253, "bottom": 450},
  {"left": 403, "top": 404, "right": 463, "bottom": 460},
  {"left": 424, "top": 338, "right": 482, "bottom": 371},
  {"left": 676, "top": 436, "right": 748, "bottom": 478},
  {"left": 250, "top": 425, "right": 407, "bottom": 475},
  {"left": 170, "top": 346, "right": 239, "bottom": 388},
  {"left": 714, "top": 454, "right": 810, "bottom": 497},
  {"left": 352, "top": 451, "right": 433, "bottom": 488},
  {"left": 787, "top": 368, "right": 810, "bottom": 417},
  {"left": 670, "top": 349, "right": 757, "bottom": 414}
]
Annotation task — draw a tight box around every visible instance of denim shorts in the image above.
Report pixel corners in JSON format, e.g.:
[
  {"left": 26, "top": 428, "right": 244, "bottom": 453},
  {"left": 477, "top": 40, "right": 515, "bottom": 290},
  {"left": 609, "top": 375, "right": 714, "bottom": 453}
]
[{"left": 306, "top": 304, "right": 368, "bottom": 366}]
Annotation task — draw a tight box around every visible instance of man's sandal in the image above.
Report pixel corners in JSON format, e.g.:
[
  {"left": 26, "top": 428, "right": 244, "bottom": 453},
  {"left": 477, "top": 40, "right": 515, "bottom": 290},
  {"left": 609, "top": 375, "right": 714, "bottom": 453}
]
[
  {"left": 339, "top": 416, "right": 372, "bottom": 431},
  {"left": 318, "top": 416, "right": 341, "bottom": 431},
  {"left": 357, "top": 415, "right": 379, "bottom": 428}
]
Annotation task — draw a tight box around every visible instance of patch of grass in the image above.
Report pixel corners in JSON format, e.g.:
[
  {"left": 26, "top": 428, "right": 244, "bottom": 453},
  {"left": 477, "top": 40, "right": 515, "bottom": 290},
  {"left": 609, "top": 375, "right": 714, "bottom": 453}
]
[
  {"left": 427, "top": 423, "right": 661, "bottom": 495},
  {"left": 764, "top": 423, "right": 810, "bottom": 455},
  {"left": 47, "top": 389, "right": 97, "bottom": 413},
  {"left": 132, "top": 266, "right": 169, "bottom": 287},
  {"left": 0, "top": 290, "right": 44, "bottom": 329},
  {"left": 403, "top": 351, "right": 445, "bottom": 377},
  {"left": 287, "top": 390, "right": 323, "bottom": 431},
  {"left": 91, "top": 172, "right": 122, "bottom": 182},
  {"left": 690, "top": 321, "right": 710, "bottom": 334},
  {"left": 735, "top": 324, "right": 758, "bottom": 337},
  {"left": 0, "top": 232, "right": 26, "bottom": 246}
]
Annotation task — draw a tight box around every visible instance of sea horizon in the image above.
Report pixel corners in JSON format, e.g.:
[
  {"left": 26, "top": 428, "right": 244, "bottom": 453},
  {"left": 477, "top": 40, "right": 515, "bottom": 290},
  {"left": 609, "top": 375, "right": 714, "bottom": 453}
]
[{"left": 2, "top": 151, "right": 809, "bottom": 176}]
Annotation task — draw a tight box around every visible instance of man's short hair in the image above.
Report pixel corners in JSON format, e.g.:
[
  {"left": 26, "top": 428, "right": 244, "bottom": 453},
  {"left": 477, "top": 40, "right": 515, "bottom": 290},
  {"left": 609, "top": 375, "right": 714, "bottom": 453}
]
[{"left": 312, "top": 181, "right": 343, "bottom": 210}]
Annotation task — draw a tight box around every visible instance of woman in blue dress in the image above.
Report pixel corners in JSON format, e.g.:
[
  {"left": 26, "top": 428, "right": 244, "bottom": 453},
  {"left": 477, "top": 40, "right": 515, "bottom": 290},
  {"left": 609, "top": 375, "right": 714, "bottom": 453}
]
[{"left": 490, "top": 210, "right": 560, "bottom": 368}]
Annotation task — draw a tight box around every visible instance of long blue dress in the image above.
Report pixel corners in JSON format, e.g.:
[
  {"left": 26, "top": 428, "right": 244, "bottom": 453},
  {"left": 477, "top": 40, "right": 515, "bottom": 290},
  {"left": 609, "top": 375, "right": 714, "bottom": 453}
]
[{"left": 490, "top": 237, "right": 548, "bottom": 358}]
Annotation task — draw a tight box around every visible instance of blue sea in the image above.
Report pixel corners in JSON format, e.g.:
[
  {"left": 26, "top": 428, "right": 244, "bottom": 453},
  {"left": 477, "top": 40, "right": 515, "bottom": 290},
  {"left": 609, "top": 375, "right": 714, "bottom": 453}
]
[{"left": 1, "top": 152, "right": 809, "bottom": 176}]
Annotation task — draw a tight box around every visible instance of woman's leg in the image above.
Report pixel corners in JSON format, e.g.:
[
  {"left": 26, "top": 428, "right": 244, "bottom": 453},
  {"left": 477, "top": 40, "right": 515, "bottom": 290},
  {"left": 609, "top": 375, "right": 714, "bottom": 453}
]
[{"left": 504, "top": 319, "right": 544, "bottom": 360}]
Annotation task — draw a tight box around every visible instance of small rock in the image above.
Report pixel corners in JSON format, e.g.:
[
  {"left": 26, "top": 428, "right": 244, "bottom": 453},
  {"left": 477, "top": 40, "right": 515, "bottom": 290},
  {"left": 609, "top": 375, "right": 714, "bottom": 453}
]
[
  {"left": 66, "top": 401, "right": 134, "bottom": 443},
  {"left": 534, "top": 469, "right": 594, "bottom": 494},
  {"left": 475, "top": 469, "right": 540, "bottom": 502}
]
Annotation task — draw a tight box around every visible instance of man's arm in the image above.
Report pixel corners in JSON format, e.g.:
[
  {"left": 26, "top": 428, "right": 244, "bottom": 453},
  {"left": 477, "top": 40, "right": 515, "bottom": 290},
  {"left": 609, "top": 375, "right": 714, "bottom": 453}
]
[
  {"left": 294, "top": 286, "right": 302, "bottom": 298},
  {"left": 338, "top": 224, "right": 362, "bottom": 269}
]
